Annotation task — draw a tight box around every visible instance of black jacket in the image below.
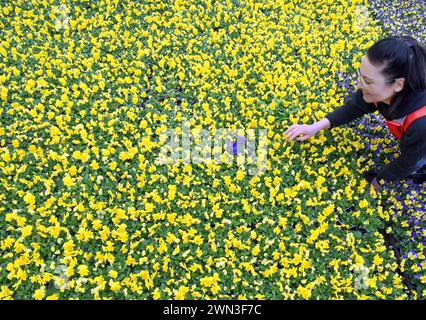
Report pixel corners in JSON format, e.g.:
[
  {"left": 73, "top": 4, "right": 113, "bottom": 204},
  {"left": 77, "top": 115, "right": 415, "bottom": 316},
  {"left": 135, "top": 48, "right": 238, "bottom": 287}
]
[{"left": 325, "top": 89, "right": 426, "bottom": 182}]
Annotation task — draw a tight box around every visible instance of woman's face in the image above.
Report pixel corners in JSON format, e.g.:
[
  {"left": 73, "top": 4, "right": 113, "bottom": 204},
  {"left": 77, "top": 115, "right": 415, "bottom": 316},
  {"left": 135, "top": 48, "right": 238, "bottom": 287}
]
[{"left": 357, "top": 55, "right": 405, "bottom": 104}]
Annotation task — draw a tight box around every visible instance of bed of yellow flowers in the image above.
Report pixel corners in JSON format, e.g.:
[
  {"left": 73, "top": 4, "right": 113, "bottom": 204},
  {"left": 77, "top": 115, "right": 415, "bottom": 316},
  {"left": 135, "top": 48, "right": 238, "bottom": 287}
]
[{"left": 0, "top": 0, "right": 422, "bottom": 299}]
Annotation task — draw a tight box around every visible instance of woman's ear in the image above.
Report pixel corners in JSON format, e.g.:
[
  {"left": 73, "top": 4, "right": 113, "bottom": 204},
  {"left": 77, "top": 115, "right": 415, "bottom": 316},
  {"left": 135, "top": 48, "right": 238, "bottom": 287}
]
[{"left": 393, "top": 78, "right": 405, "bottom": 92}]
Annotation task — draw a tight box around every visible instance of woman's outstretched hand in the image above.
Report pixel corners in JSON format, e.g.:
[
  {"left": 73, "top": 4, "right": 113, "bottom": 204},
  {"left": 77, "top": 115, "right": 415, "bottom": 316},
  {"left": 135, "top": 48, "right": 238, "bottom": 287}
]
[{"left": 284, "top": 124, "right": 319, "bottom": 141}]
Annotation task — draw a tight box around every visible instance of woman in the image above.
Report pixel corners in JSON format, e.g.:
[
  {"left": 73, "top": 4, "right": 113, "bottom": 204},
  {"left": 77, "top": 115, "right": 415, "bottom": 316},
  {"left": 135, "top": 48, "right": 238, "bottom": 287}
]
[{"left": 284, "top": 35, "right": 426, "bottom": 192}]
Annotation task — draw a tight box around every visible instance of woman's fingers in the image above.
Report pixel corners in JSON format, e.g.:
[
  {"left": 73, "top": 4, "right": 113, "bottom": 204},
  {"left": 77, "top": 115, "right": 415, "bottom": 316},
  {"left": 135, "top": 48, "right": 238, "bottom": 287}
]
[
  {"left": 284, "top": 129, "right": 296, "bottom": 139},
  {"left": 284, "top": 124, "right": 300, "bottom": 140},
  {"left": 284, "top": 124, "right": 312, "bottom": 141},
  {"left": 284, "top": 124, "right": 297, "bottom": 136},
  {"left": 296, "top": 134, "right": 309, "bottom": 141},
  {"left": 285, "top": 124, "right": 311, "bottom": 141},
  {"left": 287, "top": 129, "right": 302, "bottom": 141},
  {"left": 285, "top": 130, "right": 295, "bottom": 140}
]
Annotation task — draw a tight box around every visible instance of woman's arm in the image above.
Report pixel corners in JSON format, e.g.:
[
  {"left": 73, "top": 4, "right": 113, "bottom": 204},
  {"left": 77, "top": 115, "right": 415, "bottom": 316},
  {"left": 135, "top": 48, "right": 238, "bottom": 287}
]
[
  {"left": 284, "top": 89, "right": 376, "bottom": 141},
  {"left": 325, "top": 89, "right": 378, "bottom": 129}
]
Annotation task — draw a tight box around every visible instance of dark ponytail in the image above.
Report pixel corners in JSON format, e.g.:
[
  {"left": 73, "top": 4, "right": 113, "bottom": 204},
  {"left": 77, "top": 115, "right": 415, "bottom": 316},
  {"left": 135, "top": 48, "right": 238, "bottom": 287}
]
[{"left": 366, "top": 35, "right": 426, "bottom": 116}]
